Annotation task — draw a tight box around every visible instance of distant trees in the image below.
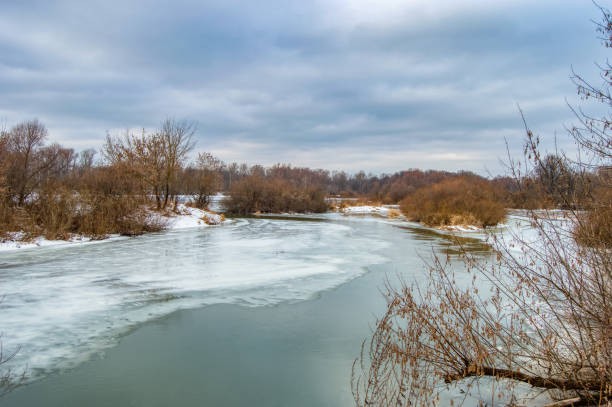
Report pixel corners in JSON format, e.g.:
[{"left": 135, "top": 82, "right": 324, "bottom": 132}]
[
  {"left": 356, "top": 169, "right": 480, "bottom": 204},
  {"left": 533, "top": 154, "right": 584, "bottom": 209},
  {"left": 219, "top": 164, "right": 505, "bottom": 206}
]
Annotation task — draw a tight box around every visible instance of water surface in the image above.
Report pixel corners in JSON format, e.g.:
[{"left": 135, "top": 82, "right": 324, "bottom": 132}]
[{"left": 0, "top": 214, "right": 490, "bottom": 406}]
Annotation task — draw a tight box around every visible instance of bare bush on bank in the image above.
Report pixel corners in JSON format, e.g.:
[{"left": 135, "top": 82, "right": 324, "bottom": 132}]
[
  {"left": 400, "top": 176, "right": 507, "bottom": 228},
  {"left": 352, "top": 6, "right": 611, "bottom": 407},
  {"left": 183, "top": 152, "right": 224, "bottom": 209},
  {"left": 225, "top": 175, "right": 328, "bottom": 215}
]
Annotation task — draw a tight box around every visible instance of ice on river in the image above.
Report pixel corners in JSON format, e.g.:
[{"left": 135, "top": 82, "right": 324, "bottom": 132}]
[{"left": 0, "top": 216, "right": 389, "bottom": 381}]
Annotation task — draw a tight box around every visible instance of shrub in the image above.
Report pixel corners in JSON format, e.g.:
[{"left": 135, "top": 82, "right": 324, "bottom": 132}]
[
  {"left": 225, "top": 176, "right": 328, "bottom": 215},
  {"left": 400, "top": 177, "right": 507, "bottom": 227},
  {"left": 573, "top": 185, "right": 612, "bottom": 248},
  {"left": 26, "top": 185, "right": 77, "bottom": 240},
  {"left": 1, "top": 163, "right": 168, "bottom": 241}
]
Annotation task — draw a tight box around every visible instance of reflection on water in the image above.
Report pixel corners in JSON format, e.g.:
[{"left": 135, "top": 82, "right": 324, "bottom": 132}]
[
  {"left": 394, "top": 224, "right": 492, "bottom": 255},
  {"left": 227, "top": 214, "right": 329, "bottom": 222}
]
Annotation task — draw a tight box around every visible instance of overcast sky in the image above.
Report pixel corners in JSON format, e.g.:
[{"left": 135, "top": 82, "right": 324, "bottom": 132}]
[{"left": 0, "top": 0, "right": 608, "bottom": 175}]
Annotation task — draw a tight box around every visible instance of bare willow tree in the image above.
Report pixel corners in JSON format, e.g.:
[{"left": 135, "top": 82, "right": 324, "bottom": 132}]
[
  {"left": 353, "top": 6, "right": 611, "bottom": 407},
  {"left": 4, "top": 119, "right": 54, "bottom": 205},
  {"left": 103, "top": 119, "right": 195, "bottom": 210},
  {"left": 104, "top": 128, "right": 165, "bottom": 208},
  {"left": 158, "top": 118, "right": 196, "bottom": 209},
  {"left": 186, "top": 152, "right": 224, "bottom": 208}
]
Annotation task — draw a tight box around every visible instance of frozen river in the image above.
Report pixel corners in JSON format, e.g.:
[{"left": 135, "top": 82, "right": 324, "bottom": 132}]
[{"left": 0, "top": 213, "right": 495, "bottom": 406}]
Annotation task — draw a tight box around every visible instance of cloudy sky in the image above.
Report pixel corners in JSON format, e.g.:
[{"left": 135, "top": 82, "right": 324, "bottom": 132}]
[{"left": 0, "top": 0, "right": 607, "bottom": 175}]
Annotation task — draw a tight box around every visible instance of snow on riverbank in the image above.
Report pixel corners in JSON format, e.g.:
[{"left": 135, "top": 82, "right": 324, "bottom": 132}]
[
  {"left": 162, "top": 204, "right": 225, "bottom": 229},
  {"left": 336, "top": 204, "right": 486, "bottom": 231},
  {"left": 438, "top": 224, "right": 482, "bottom": 232},
  {"left": 0, "top": 204, "right": 225, "bottom": 252},
  {"left": 336, "top": 204, "right": 402, "bottom": 218},
  {"left": 0, "top": 232, "right": 115, "bottom": 251}
]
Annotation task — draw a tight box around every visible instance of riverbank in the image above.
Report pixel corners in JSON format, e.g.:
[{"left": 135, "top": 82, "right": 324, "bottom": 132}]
[
  {"left": 0, "top": 203, "right": 225, "bottom": 251},
  {"left": 333, "top": 202, "right": 489, "bottom": 232}
]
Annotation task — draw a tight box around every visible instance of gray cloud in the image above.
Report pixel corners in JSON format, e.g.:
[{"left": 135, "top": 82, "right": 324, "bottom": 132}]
[{"left": 0, "top": 0, "right": 607, "bottom": 174}]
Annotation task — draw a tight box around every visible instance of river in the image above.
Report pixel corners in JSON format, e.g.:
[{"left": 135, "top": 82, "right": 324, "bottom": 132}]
[{"left": 0, "top": 213, "right": 494, "bottom": 406}]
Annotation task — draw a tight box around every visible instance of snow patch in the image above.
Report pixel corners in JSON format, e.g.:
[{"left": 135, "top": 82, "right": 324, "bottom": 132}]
[
  {"left": 438, "top": 224, "right": 482, "bottom": 232},
  {"left": 164, "top": 204, "right": 225, "bottom": 229},
  {"left": 337, "top": 204, "right": 402, "bottom": 218},
  {"left": 0, "top": 232, "right": 124, "bottom": 252}
]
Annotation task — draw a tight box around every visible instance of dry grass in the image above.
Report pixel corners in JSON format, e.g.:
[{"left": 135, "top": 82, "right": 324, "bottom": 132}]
[
  {"left": 574, "top": 207, "right": 612, "bottom": 248},
  {"left": 573, "top": 186, "right": 612, "bottom": 248},
  {"left": 386, "top": 208, "right": 401, "bottom": 218}
]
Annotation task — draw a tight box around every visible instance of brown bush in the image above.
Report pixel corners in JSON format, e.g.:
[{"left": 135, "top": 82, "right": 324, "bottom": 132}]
[
  {"left": 2, "top": 163, "right": 168, "bottom": 241},
  {"left": 225, "top": 176, "right": 328, "bottom": 215},
  {"left": 0, "top": 201, "right": 19, "bottom": 240},
  {"left": 73, "top": 192, "right": 163, "bottom": 238},
  {"left": 26, "top": 185, "right": 77, "bottom": 240},
  {"left": 72, "top": 166, "right": 167, "bottom": 237},
  {"left": 574, "top": 206, "right": 612, "bottom": 248},
  {"left": 508, "top": 178, "right": 554, "bottom": 209},
  {"left": 400, "top": 176, "right": 507, "bottom": 227},
  {"left": 573, "top": 184, "right": 612, "bottom": 248}
]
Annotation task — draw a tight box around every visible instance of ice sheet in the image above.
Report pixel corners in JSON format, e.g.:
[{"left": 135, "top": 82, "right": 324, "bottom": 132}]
[{"left": 0, "top": 215, "right": 388, "bottom": 381}]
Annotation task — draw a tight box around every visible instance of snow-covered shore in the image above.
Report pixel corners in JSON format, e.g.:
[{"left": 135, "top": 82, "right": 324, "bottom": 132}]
[
  {"left": 335, "top": 204, "right": 403, "bottom": 217},
  {"left": 162, "top": 205, "right": 225, "bottom": 229},
  {"left": 335, "top": 204, "right": 486, "bottom": 231},
  {"left": 0, "top": 232, "right": 120, "bottom": 251},
  {"left": 0, "top": 204, "right": 226, "bottom": 252}
]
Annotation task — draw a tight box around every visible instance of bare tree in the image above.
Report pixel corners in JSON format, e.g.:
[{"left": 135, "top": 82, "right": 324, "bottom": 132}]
[
  {"left": 225, "top": 162, "right": 239, "bottom": 189},
  {"left": 187, "top": 152, "right": 223, "bottom": 208},
  {"left": 75, "top": 148, "right": 96, "bottom": 177},
  {"left": 158, "top": 118, "right": 196, "bottom": 209},
  {"left": 103, "top": 128, "right": 166, "bottom": 208},
  {"left": 5, "top": 119, "right": 55, "bottom": 205},
  {"left": 103, "top": 119, "right": 195, "bottom": 210}
]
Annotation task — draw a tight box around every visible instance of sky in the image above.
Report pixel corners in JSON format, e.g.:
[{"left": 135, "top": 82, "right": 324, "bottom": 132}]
[{"left": 0, "top": 0, "right": 608, "bottom": 175}]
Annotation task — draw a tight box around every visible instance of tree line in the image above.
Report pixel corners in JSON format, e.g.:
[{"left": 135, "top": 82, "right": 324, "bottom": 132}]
[{"left": 1, "top": 113, "right": 608, "bottom": 239}]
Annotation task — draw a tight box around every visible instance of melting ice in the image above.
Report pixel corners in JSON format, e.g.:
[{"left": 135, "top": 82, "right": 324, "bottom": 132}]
[{"left": 0, "top": 216, "right": 389, "bottom": 381}]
